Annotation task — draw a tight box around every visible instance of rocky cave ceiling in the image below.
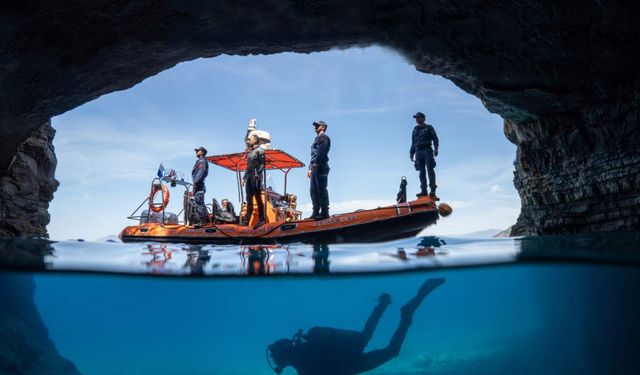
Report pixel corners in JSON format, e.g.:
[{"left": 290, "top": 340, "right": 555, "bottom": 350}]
[{"left": 2, "top": 1, "right": 640, "bottom": 235}]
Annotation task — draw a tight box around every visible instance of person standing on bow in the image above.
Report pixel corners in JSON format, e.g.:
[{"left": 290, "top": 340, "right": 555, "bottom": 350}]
[
  {"left": 243, "top": 134, "right": 266, "bottom": 228},
  {"left": 409, "top": 112, "right": 439, "bottom": 197},
  {"left": 307, "top": 120, "right": 331, "bottom": 220},
  {"left": 192, "top": 146, "right": 209, "bottom": 227}
]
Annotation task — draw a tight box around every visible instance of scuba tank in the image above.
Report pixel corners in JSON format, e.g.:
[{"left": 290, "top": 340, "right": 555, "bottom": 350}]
[{"left": 396, "top": 176, "right": 407, "bottom": 203}]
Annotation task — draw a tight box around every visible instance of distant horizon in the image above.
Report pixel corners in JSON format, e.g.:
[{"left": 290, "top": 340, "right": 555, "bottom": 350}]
[{"left": 48, "top": 46, "right": 520, "bottom": 240}]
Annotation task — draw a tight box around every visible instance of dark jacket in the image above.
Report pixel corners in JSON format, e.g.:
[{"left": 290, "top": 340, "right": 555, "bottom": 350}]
[
  {"left": 192, "top": 157, "right": 209, "bottom": 191},
  {"left": 243, "top": 146, "right": 265, "bottom": 187},
  {"left": 410, "top": 124, "right": 439, "bottom": 158},
  {"left": 310, "top": 133, "right": 331, "bottom": 171}
]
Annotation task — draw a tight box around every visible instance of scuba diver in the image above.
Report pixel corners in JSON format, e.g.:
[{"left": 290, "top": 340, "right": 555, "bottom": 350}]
[
  {"left": 221, "top": 199, "right": 238, "bottom": 220},
  {"left": 242, "top": 134, "right": 266, "bottom": 228},
  {"left": 267, "top": 278, "right": 445, "bottom": 374},
  {"left": 396, "top": 176, "right": 408, "bottom": 204}
]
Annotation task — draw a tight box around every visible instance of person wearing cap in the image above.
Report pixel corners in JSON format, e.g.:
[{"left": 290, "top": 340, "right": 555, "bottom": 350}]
[
  {"left": 242, "top": 134, "right": 266, "bottom": 228},
  {"left": 307, "top": 120, "right": 331, "bottom": 220},
  {"left": 409, "top": 112, "right": 439, "bottom": 197},
  {"left": 192, "top": 146, "right": 209, "bottom": 226}
]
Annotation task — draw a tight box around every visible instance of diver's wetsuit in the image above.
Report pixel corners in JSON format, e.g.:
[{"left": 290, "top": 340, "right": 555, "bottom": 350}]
[
  {"left": 274, "top": 278, "right": 444, "bottom": 375},
  {"left": 244, "top": 145, "right": 265, "bottom": 225}
]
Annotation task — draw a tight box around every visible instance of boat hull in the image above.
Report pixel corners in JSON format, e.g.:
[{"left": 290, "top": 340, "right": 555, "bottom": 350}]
[{"left": 120, "top": 197, "right": 439, "bottom": 244}]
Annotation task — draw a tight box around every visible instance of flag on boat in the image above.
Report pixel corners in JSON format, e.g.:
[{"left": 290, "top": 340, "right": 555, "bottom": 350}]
[{"left": 157, "top": 163, "right": 165, "bottom": 178}]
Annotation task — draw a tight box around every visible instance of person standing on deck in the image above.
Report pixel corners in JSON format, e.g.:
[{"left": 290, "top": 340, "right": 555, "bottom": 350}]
[
  {"left": 192, "top": 146, "right": 209, "bottom": 227},
  {"left": 307, "top": 120, "right": 331, "bottom": 220},
  {"left": 409, "top": 112, "right": 439, "bottom": 197},
  {"left": 242, "top": 134, "right": 266, "bottom": 229}
]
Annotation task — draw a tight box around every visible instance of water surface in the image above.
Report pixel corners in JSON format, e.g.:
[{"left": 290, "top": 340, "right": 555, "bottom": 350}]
[{"left": 2, "top": 234, "right": 640, "bottom": 374}]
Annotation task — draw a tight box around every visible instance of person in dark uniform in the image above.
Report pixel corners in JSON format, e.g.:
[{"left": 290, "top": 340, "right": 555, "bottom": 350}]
[
  {"left": 243, "top": 134, "right": 266, "bottom": 228},
  {"left": 266, "top": 278, "right": 445, "bottom": 375},
  {"left": 307, "top": 120, "right": 331, "bottom": 220},
  {"left": 409, "top": 112, "right": 439, "bottom": 197},
  {"left": 192, "top": 146, "right": 209, "bottom": 227}
]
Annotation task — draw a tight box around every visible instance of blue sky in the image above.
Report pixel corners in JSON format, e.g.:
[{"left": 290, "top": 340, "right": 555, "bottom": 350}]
[{"left": 48, "top": 46, "right": 520, "bottom": 240}]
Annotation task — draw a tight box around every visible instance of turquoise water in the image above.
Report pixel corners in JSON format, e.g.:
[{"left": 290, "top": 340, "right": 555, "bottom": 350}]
[{"left": 2, "top": 235, "right": 640, "bottom": 374}]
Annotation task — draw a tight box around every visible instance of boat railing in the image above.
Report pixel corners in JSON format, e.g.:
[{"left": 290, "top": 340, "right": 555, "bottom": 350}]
[{"left": 127, "top": 177, "right": 192, "bottom": 225}]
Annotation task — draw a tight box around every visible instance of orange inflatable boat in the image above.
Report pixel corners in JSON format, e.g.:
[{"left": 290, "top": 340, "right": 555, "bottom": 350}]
[{"left": 119, "top": 149, "right": 450, "bottom": 244}]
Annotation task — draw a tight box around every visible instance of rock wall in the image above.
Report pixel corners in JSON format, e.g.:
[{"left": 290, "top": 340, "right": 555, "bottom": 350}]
[
  {"left": 0, "top": 121, "right": 58, "bottom": 238},
  {"left": 1, "top": 2, "right": 640, "bottom": 235},
  {"left": 506, "top": 99, "right": 640, "bottom": 235}
]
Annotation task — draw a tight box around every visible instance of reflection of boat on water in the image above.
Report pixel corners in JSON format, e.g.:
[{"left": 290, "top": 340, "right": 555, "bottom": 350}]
[
  {"left": 120, "top": 149, "right": 451, "bottom": 244},
  {"left": 241, "top": 245, "right": 287, "bottom": 275}
]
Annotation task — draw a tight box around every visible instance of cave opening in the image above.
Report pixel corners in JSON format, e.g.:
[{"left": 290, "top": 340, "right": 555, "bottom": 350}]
[{"left": 46, "top": 46, "right": 518, "bottom": 240}]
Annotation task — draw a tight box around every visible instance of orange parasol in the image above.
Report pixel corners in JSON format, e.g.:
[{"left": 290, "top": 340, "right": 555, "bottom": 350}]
[{"left": 206, "top": 149, "right": 305, "bottom": 172}]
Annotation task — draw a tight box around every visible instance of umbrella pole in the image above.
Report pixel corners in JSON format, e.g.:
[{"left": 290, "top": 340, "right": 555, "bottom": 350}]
[
  {"left": 262, "top": 168, "right": 268, "bottom": 222},
  {"left": 236, "top": 169, "right": 243, "bottom": 205}
]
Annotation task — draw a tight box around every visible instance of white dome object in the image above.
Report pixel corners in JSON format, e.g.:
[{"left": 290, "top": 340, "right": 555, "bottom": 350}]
[
  {"left": 247, "top": 118, "right": 257, "bottom": 131},
  {"left": 249, "top": 129, "right": 270, "bottom": 142}
]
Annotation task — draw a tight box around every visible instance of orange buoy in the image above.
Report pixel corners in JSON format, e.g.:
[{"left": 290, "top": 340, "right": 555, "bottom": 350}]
[
  {"left": 150, "top": 184, "right": 170, "bottom": 213},
  {"left": 438, "top": 202, "right": 453, "bottom": 217}
]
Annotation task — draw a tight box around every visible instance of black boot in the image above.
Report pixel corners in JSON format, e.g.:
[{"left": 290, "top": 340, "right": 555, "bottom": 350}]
[
  {"left": 305, "top": 208, "right": 320, "bottom": 220},
  {"left": 429, "top": 189, "right": 438, "bottom": 201},
  {"left": 317, "top": 206, "right": 330, "bottom": 220}
]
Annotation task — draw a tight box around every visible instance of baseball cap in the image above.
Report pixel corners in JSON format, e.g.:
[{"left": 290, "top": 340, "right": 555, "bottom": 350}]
[
  {"left": 194, "top": 146, "right": 208, "bottom": 155},
  {"left": 413, "top": 112, "right": 425, "bottom": 118},
  {"left": 313, "top": 120, "right": 327, "bottom": 127}
]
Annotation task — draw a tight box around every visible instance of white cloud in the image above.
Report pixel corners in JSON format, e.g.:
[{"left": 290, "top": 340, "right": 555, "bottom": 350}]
[
  {"left": 53, "top": 116, "right": 222, "bottom": 186},
  {"left": 490, "top": 184, "right": 503, "bottom": 194}
]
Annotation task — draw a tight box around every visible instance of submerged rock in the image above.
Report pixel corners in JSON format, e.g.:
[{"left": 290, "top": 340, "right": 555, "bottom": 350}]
[{"left": 0, "top": 273, "right": 80, "bottom": 374}]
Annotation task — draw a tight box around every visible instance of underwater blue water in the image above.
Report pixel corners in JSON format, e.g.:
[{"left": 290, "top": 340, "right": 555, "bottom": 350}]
[{"left": 3, "top": 235, "right": 640, "bottom": 374}]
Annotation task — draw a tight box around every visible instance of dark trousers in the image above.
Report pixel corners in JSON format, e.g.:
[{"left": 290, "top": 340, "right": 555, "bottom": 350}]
[
  {"left": 310, "top": 169, "right": 329, "bottom": 215},
  {"left": 415, "top": 150, "right": 436, "bottom": 193},
  {"left": 245, "top": 179, "right": 264, "bottom": 223},
  {"left": 194, "top": 189, "right": 208, "bottom": 223}
]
